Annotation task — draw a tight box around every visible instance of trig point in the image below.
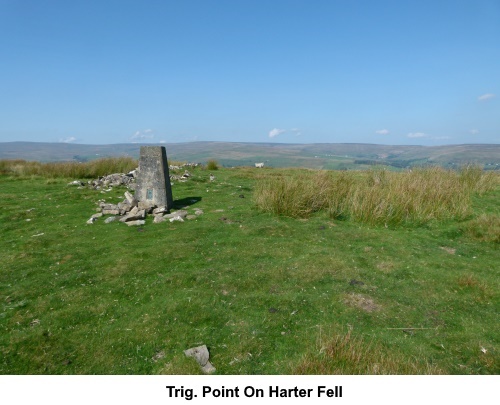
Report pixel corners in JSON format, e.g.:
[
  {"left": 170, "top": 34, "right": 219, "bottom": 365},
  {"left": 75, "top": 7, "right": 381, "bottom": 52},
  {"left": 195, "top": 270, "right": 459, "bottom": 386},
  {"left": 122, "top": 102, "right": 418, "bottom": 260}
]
[{"left": 135, "top": 146, "right": 173, "bottom": 209}]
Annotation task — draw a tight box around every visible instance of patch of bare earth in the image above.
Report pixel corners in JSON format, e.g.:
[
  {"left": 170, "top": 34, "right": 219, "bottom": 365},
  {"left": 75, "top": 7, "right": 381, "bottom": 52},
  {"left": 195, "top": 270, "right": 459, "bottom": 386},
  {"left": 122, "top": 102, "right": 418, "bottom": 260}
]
[
  {"left": 440, "top": 246, "right": 456, "bottom": 255},
  {"left": 344, "top": 293, "right": 380, "bottom": 312},
  {"left": 376, "top": 261, "right": 395, "bottom": 273}
]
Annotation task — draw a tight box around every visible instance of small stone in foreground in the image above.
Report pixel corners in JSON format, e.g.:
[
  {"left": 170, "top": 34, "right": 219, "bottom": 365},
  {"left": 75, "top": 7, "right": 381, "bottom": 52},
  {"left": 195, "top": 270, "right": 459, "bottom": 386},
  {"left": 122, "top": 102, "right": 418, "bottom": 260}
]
[
  {"left": 169, "top": 216, "right": 184, "bottom": 223},
  {"left": 165, "top": 210, "right": 188, "bottom": 219},
  {"left": 184, "top": 345, "right": 215, "bottom": 374},
  {"left": 125, "top": 220, "right": 146, "bottom": 226},
  {"left": 153, "top": 215, "right": 166, "bottom": 223}
]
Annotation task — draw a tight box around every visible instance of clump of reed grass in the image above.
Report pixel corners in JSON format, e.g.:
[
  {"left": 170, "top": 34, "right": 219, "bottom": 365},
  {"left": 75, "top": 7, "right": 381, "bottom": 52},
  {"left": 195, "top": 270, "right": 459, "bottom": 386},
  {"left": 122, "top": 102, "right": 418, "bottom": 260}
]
[
  {"left": 254, "top": 166, "right": 499, "bottom": 226},
  {"left": 0, "top": 157, "right": 138, "bottom": 179},
  {"left": 205, "top": 159, "right": 220, "bottom": 170},
  {"left": 292, "top": 328, "right": 443, "bottom": 374},
  {"left": 253, "top": 170, "right": 332, "bottom": 217}
]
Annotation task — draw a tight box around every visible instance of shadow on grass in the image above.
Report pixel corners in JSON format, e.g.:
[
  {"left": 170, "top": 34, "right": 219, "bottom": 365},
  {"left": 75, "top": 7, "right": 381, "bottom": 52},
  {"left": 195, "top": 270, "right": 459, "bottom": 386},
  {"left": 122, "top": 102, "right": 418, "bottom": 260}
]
[{"left": 173, "top": 196, "right": 202, "bottom": 209}]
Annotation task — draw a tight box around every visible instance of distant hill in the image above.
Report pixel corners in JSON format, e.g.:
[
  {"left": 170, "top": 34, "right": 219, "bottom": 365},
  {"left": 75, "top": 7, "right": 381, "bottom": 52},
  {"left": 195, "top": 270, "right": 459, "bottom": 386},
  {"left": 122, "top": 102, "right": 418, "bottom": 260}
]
[{"left": 0, "top": 141, "right": 499, "bottom": 170}]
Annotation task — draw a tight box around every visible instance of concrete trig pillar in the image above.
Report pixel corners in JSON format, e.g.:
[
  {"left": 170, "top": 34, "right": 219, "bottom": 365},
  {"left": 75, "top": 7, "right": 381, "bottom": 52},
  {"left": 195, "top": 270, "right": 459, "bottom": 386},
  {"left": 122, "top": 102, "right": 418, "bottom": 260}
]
[{"left": 135, "top": 146, "right": 173, "bottom": 209}]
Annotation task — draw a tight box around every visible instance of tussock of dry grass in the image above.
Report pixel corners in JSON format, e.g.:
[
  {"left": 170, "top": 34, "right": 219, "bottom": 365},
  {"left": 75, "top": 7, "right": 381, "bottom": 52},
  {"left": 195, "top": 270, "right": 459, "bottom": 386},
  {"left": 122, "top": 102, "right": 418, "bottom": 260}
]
[
  {"left": 465, "top": 214, "right": 500, "bottom": 243},
  {"left": 253, "top": 171, "right": 333, "bottom": 217},
  {"left": 292, "top": 328, "right": 443, "bottom": 374},
  {"left": 0, "top": 157, "right": 138, "bottom": 179},
  {"left": 254, "top": 166, "right": 499, "bottom": 225},
  {"left": 205, "top": 159, "right": 220, "bottom": 171}
]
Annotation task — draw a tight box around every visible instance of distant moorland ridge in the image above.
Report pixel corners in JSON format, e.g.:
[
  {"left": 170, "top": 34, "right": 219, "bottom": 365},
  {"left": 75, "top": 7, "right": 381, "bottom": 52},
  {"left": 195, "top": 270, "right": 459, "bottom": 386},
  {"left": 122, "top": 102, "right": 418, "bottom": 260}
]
[{"left": 0, "top": 141, "right": 498, "bottom": 170}]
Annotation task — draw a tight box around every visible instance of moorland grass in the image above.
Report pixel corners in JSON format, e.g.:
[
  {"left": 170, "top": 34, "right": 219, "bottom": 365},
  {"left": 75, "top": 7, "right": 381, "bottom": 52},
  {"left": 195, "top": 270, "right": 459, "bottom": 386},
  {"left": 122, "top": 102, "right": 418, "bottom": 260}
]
[
  {"left": 0, "top": 163, "right": 498, "bottom": 374},
  {"left": 0, "top": 157, "right": 138, "bottom": 179},
  {"left": 293, "top": 327, "right": 444, "bottom": 374},
  {"left": 254, "top": 166, "right": 498, "bottom": 225}
]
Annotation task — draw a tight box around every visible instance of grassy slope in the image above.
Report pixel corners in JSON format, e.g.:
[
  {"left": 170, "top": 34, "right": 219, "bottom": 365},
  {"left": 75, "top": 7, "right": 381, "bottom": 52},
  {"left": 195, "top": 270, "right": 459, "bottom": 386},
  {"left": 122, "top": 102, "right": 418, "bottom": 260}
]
[{"left": 0, "top": 168, "right": 498, "bottom": 374}]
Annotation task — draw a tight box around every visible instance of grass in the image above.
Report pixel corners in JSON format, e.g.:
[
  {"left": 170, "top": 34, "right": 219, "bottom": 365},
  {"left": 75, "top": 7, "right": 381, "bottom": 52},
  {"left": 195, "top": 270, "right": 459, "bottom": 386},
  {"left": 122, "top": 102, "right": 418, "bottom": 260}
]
[
  {"left": 0, "top": 157, "right": 138, "bottom": 178},
  {"left": 0, "top": 162, "right": 498, "bottom": 374},
  {"left": 206, "top": 159, "right": 220, "bottom": 171},
  {"left": 293, "top": 327, "right": 444, "bottom": 374},
  {"left": 254, "top": 166, "right": 498, "bottom": 226}
]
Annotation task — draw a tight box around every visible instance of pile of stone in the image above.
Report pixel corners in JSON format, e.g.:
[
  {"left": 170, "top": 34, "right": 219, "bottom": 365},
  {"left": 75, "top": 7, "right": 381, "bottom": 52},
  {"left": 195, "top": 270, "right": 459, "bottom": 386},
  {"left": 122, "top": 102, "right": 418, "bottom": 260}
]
[
  {"left": 169, "top": 163, "right": 200, "bottom": 170},
  {"left": 84, "top": 164, "right": 199, "bottom": 189},
  {"left": 87, "top": 171, "right": 137, "bottom": 190},
  {"left": 86, "top": 190, "right": 203, "bottom": 226},
  {"left": 170, "top": 170, "right": 191, "bottom": 182},
  {"left": 169, "top": 163, "right": 200, "bottom": 183}
]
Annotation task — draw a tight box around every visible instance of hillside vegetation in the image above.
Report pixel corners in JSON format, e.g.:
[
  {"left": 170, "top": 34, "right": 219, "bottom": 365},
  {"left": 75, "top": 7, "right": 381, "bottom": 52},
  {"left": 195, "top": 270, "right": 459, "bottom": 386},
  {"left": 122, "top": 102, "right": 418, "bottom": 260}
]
[
  {"left": 1, "top": 141, "right": 499, "bottom": 170},
  {"left": 255, "top": 166, "right": 498, "bottom": 225},
  {"left": 0, "top": 159, "right": 498, "bottom": 374}
]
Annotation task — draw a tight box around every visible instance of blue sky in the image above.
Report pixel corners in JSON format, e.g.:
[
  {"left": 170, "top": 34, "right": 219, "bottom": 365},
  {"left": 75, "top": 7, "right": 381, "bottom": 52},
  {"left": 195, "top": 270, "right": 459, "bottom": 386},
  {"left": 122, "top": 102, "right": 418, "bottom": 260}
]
[{"left": 0, "top": 0, "right": 498, "bottom": 145}]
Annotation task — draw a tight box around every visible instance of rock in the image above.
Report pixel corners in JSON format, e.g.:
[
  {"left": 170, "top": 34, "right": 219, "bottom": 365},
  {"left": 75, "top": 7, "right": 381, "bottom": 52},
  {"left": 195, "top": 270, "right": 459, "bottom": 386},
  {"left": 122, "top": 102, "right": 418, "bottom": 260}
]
[
  {"left": 118, "top": 202, "right": 132, "bottom": 212},
  {"left": 120, "top": 209, "right": 146, "bottom": 222},
  {"left": 186, "top": 215, "right": 197, "bottom": 220},
  {"left": 153, "top": 206, "right": 168, "bottom": 215},
  {"left": 169, "top": 216, "right": 184, "bottom": 222},
  {"left": 104, "top": 216, "right": 118, "bottom": 224},
  {"left": 91, "top": 212, "right": 103, "bottom": 219},
  {"left": 184, "top": 345, "right": 215, "bottom": 374},
  {"left": 153, "top": 215, "right": 166, "bottom": 223},
  {"left": 169, "top": 210, "right": 188, "bottom": 219},
  {"left": 88, "top": 172, "right": 137, "bottom": 189},
  {"left": 86, "top": 217, "right": 97, "bottom": 224},
  {"left": 124, "top": 191, "right": 138, "bottom": 207},
  {"left": 100, "top": 203, "right": 119, "bottom": 211},
  {"left": 194, "top": 209, "right": 204, "bottom": 216},
  {"left": 102, "top": 209, "right": 120, "bottom": 215},
  {"left": 125, "top": 220, "right": 146, "bottom": 226},
  {"left": 129, "top": 206, "right": 139, "bottom": 216},
  {"left": 68, "top": 180, "right": 84, "bottom": 186}
]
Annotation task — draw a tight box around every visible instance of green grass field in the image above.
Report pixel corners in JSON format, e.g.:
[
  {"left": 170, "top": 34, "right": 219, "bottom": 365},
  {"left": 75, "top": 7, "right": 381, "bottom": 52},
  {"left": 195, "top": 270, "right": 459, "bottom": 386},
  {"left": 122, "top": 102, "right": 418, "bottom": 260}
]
[{"left": 0, "top": 163, "right": 498, "bottom": 374}]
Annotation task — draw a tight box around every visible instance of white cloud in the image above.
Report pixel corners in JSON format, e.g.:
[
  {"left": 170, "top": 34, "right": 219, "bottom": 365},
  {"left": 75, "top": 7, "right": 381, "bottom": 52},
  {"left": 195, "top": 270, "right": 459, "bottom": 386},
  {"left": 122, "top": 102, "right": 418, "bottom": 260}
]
[
  {"left": 268, "top": 128, "right": 302, "bottom": 138},
  {"left": 59, "top": 136, "right": 77, "bottom": 143},
  {"left": 130, "top": 129, "right": 155, "bottom": 141},
  {"left": 478, "top": 93, "right": 495, "bottom": 101},
  {"left": 407, "top": 132, "right": 427, "bottom": 138},
  {"left": 159, "top": 139, "right": 166, "bottom": 144},
  {"left": 470, "top": 129, "right": 479, "bottom": 135},
  {"left": 375, "top": 129, "right": 389, "bottom": 135},
  {"left": 269, "top": 128, "right": 286, "bottom": 138}
]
